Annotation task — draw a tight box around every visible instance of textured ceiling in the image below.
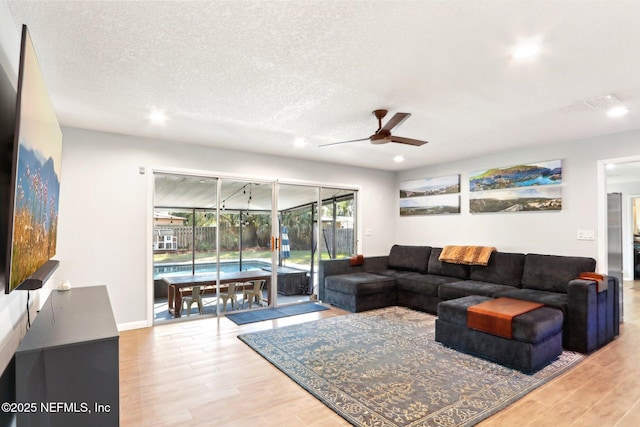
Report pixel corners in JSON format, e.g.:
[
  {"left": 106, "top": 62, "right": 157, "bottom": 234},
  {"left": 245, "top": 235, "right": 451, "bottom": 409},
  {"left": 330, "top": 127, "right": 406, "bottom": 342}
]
[{"left": 6, "top": 0, "right": 640, "bottom": 172}]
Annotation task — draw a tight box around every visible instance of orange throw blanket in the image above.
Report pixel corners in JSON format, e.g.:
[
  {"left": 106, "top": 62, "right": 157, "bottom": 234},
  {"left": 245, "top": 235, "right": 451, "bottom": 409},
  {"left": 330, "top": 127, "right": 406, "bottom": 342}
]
[
  {"left": 439, "top": 245, "right": 496, "bottom": 266},
  {"left": 467, "top": 297, "right": 544, "bottom": 338}
]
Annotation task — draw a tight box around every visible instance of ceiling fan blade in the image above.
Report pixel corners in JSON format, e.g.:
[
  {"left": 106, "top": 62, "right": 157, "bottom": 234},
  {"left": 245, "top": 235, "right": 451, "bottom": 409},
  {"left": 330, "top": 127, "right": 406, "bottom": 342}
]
[
  {"left": 389, "top": 135, "right": 428, "bottom": 146},
  {"left": 380, "top": 112, "right": 411, "bottom": 133},
  {"left": 318, "top": 137, "right": 370, "bottom": 147}
]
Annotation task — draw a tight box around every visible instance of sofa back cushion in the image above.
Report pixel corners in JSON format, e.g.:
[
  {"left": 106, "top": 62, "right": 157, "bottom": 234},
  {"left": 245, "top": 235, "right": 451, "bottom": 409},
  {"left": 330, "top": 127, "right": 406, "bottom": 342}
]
[
  {"left": 388, "top": 245, "right": 431, "bottom": 273},
  {"left": 521, "top": 253, "right": 596, "bottom": 293},
  {"left": 428, "top": 247, "right": 470, "bottom": 279},
  {"left": 470, "top": 252, "right": 525, "bottom": 287}
]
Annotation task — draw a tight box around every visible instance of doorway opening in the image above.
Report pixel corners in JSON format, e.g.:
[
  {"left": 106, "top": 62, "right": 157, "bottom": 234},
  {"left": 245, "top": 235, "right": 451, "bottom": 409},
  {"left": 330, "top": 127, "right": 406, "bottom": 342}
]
[{"left": 632, "top": 197, "right": 640, "bottom": 280}]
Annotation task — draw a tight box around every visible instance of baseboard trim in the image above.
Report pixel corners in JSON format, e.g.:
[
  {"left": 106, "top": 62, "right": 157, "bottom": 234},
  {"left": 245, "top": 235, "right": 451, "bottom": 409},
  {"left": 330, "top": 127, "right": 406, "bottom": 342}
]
[{"left": 117, "top": 320, "right": 149, "bottom": 331}]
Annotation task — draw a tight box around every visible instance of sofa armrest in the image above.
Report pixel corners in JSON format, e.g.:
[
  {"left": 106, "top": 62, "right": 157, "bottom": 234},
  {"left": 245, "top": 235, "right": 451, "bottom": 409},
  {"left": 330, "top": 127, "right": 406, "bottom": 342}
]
[
  {"left": 567, "top": 277, "right": 619, "bottom": 352},
  {"left": 318, "top": 259, "right": 363, "bottom": 300}
]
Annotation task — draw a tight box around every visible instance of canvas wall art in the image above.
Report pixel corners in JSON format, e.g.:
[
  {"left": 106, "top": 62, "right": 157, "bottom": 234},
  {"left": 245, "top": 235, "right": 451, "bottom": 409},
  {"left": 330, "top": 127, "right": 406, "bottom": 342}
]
[
  {"left": 469, "top": 186, "right": 562, "bottom": 213},
  {"left": 8, "top": 27, "right": 63, "bottom": 291},
  {"left": 469, "top": 160, "right": 562, "bottom": 192},
  {"left": 400, "top": 194, "right": 461, "bottom": 216},
  {"left": 400, "top": 175, "right": 460, "bottom": 198},
  {"left": 400, "top": 175, "right": 460, "bottom": 216}
]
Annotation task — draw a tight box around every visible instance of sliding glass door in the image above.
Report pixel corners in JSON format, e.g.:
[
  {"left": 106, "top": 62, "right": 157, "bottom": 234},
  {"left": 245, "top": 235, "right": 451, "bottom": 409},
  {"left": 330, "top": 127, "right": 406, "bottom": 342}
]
[
  {"left": 274, "top": 184, "right": 357, "bottom": 305},
  {"left": 275, "top": 184, "right": 319, "bottom": 306},
  {"left": 218, "top": 178, "right": 274, "bottom": 313},
  {"left": 152, "top": 174, "right": 218, "bottom": 321},
  {"left": 320, "top": 187, "right": 357, "bottom": 261},
  {"left": 152, "top": 171, "right": 358, "bottom": 322}
]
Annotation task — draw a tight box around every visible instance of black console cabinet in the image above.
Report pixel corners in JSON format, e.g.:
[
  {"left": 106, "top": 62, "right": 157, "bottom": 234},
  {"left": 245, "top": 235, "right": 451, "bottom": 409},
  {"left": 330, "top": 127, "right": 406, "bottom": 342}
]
[{"left": 15, "top": 286, "right": 119, "bottom": 427}]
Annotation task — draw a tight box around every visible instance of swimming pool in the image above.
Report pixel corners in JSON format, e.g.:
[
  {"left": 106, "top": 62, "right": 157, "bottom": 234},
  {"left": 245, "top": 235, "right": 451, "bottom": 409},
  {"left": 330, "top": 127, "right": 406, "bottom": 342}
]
[{"left": 154, "top": 260, "right": 272, "bottom": 279}]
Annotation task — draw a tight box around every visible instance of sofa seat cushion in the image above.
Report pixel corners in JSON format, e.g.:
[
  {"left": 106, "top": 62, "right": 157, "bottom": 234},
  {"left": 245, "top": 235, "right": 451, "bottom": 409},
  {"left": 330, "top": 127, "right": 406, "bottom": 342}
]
[
  {"left": 368, "top": 269, "right": 406, "bottom": 279},
  {"left": 493, "top": 288, "right": 569, "bottom": 317},
  {"left": 438, "top": 295, "right": 490, "bottom": 326},
  {"left": 438, "top": 295, "right": 563, "bottom": 344},
  {"left": 439, "top": 280, "right": 519, "bottom": 301},
  {"left": 521, "top": 253, "right": 596, "bottom": 293},
  {"left": 388, "top": 245, "right": 431, "bottom": 273},
  {"left": 395, "top": 273, "right": 456, "bottom": 297},
  {"left": 324, "top": 272, "right": 396, "bottom": 296},
  {"left": 469, "top": 252, "right": 525, "bottom": 287}
]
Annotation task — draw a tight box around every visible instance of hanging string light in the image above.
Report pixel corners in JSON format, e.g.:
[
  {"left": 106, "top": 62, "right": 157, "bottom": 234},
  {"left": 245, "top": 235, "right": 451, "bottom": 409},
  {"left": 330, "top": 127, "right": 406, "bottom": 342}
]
[
  {"left": 243, "top": 186, "right": 249, "bottom": 224},
  {"left": 243, "top": 184, "right": 253, "bottom": 226}
]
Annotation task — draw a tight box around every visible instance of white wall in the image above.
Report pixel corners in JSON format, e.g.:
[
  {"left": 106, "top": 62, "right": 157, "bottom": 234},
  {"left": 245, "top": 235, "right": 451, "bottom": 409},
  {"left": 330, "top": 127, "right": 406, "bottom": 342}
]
[
  {"left": 396, "top": 131, "right": 640, "bottom": 264},
  {"left": 0, "top": 0, "right": 18, "bottom": 85},
  {"left": 53, "top": 127, "right": 397, "bottom": 327}
]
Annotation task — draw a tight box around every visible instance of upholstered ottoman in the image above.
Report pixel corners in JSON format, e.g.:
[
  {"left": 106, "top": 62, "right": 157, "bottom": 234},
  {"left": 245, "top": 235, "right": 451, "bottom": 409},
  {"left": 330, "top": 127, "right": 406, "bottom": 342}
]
[
  {"left": 435, "top": 295, "right": 563, "bottom": 373},
  {"left": 324, "top": 272, "right": 397, "bottom": 312}
]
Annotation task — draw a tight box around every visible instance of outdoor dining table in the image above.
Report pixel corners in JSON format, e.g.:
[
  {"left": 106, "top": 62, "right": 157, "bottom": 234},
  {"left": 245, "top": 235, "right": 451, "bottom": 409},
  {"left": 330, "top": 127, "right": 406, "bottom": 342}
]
[{"left": 163, "top": 270, "right": 272, "bottom": 317}]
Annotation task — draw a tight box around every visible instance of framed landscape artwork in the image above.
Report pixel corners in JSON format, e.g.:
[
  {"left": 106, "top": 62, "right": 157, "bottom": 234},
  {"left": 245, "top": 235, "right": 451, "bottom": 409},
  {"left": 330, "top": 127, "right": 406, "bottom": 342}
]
[
  {"left": 469, "top": 160, "right": 562, "bottom": 213},
  {"left": 400, "top": 175, "right": 460, "bottom": 216}
]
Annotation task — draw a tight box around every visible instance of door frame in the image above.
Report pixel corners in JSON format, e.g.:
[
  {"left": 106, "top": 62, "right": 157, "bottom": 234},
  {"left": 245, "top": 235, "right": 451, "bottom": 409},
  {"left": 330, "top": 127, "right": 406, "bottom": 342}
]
[
  {"left": 145, "top": 165, "right": 361, "bottom": 327},
  {"left": 597, "top": 154, "right": 640, "bottom": 273},
  {"left": 625, "top": 194, "right": 640, "bottom": 280}
]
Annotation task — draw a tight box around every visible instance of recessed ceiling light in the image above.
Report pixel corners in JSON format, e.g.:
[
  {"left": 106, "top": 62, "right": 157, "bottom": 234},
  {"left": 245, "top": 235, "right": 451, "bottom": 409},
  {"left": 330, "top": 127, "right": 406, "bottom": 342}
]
[
  {"left": 294, "top": 137, "right": 306, "bottom": 148},
  {"left": 149, "top": 109, "right": 168, "bottom": 125},
  {"left": 511, "top": 40, "right": 542, "bottom": 61},
  {"left": 394, "top": 155, "right": 404, "bottom": 163},
  {"left": 607, "top": 105, "right": 630, "bottom": 118}
]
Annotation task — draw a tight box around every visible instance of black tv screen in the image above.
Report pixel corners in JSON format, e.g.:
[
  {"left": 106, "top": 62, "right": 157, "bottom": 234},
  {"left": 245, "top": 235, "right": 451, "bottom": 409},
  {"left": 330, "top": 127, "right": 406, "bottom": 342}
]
[
  {"left": 4, "top": 25, "right": 62, "bottom": 293},
  {"left": 0, "top": 54, "right": 16, "bottom": 293}
]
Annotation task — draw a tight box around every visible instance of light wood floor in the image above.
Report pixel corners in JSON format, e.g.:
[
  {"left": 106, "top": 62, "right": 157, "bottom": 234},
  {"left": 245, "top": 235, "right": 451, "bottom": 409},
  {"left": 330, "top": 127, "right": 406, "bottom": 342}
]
[{"left": 120, "top": 281, "right": 640, "bottom": 426}]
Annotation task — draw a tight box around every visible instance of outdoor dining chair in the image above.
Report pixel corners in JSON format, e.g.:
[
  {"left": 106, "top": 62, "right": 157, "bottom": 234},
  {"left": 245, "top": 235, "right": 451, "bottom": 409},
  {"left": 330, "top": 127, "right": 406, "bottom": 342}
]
[
  {"left": 242, "top": 279, "right": 266, "bottom": 308},
  {"left": 219, "top": 282, "right": 240, "bottom": 312},
  {"left": 181, "top": 285, "right": 204, "bottom": 316}
]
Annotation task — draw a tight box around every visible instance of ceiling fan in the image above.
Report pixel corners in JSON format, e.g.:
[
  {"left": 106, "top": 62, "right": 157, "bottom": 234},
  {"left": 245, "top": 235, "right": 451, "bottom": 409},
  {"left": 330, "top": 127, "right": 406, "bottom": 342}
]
[{"left": 320, "top": 109, "right": 429, "bottom": 147}]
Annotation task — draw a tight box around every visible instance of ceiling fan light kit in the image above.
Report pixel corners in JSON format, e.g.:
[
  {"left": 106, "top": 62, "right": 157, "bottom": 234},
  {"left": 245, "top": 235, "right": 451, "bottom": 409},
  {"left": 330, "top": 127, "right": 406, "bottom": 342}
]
[{"left": 321, "top": 109, "right": 429, "bottom": 148}]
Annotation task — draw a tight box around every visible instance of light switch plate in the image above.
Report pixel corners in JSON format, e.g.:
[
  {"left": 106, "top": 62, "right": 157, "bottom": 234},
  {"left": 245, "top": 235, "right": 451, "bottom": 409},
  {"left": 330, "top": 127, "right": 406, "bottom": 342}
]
[{"left": 577, "top": 229, "right": 595, "bottom": 240}]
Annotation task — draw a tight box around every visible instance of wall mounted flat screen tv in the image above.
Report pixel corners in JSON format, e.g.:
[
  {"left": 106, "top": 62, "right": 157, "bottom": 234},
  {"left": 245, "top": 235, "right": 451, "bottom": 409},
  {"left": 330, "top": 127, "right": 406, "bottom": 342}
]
[
  {"left": 0, "top": 44, "right": 16, "bottom": 293},
  {"left": 4, "top": 25, "right": 62, "bottom": 293}
]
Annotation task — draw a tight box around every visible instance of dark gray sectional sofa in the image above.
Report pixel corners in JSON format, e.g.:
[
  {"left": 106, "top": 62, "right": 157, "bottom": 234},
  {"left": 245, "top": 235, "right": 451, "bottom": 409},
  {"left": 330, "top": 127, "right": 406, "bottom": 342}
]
[{"left": 318, "top": 245, "right": 620, "bottom": 353}]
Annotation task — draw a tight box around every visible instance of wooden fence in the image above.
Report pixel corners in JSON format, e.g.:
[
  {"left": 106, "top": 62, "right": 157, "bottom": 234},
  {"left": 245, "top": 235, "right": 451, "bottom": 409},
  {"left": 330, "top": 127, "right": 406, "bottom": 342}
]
[
  {"left": 320, "top": 227, "right": 354, "bottom": 256},
  {"left": 155, "top": 225, "right": 353, "bottom": 255}
]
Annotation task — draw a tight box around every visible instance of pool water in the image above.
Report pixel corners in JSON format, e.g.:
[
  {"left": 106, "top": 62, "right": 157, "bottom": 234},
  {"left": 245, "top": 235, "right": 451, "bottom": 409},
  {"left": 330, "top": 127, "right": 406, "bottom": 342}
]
[{"left": 154, "top": 260, "right": 271, "bottom": 279}]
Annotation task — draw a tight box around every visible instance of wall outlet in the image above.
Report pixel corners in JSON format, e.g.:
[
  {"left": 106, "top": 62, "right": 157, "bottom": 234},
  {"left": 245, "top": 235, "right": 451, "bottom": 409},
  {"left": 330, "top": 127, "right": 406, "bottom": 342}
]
[{"left": 577, "top": 229, "right": 595, "bottom": 240}]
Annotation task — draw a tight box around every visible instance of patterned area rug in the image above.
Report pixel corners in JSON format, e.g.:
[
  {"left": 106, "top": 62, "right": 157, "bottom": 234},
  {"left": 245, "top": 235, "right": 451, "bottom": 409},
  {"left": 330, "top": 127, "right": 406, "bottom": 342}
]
[{"left": 238, "top": 306, "right": 584, "bottom": 427}]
